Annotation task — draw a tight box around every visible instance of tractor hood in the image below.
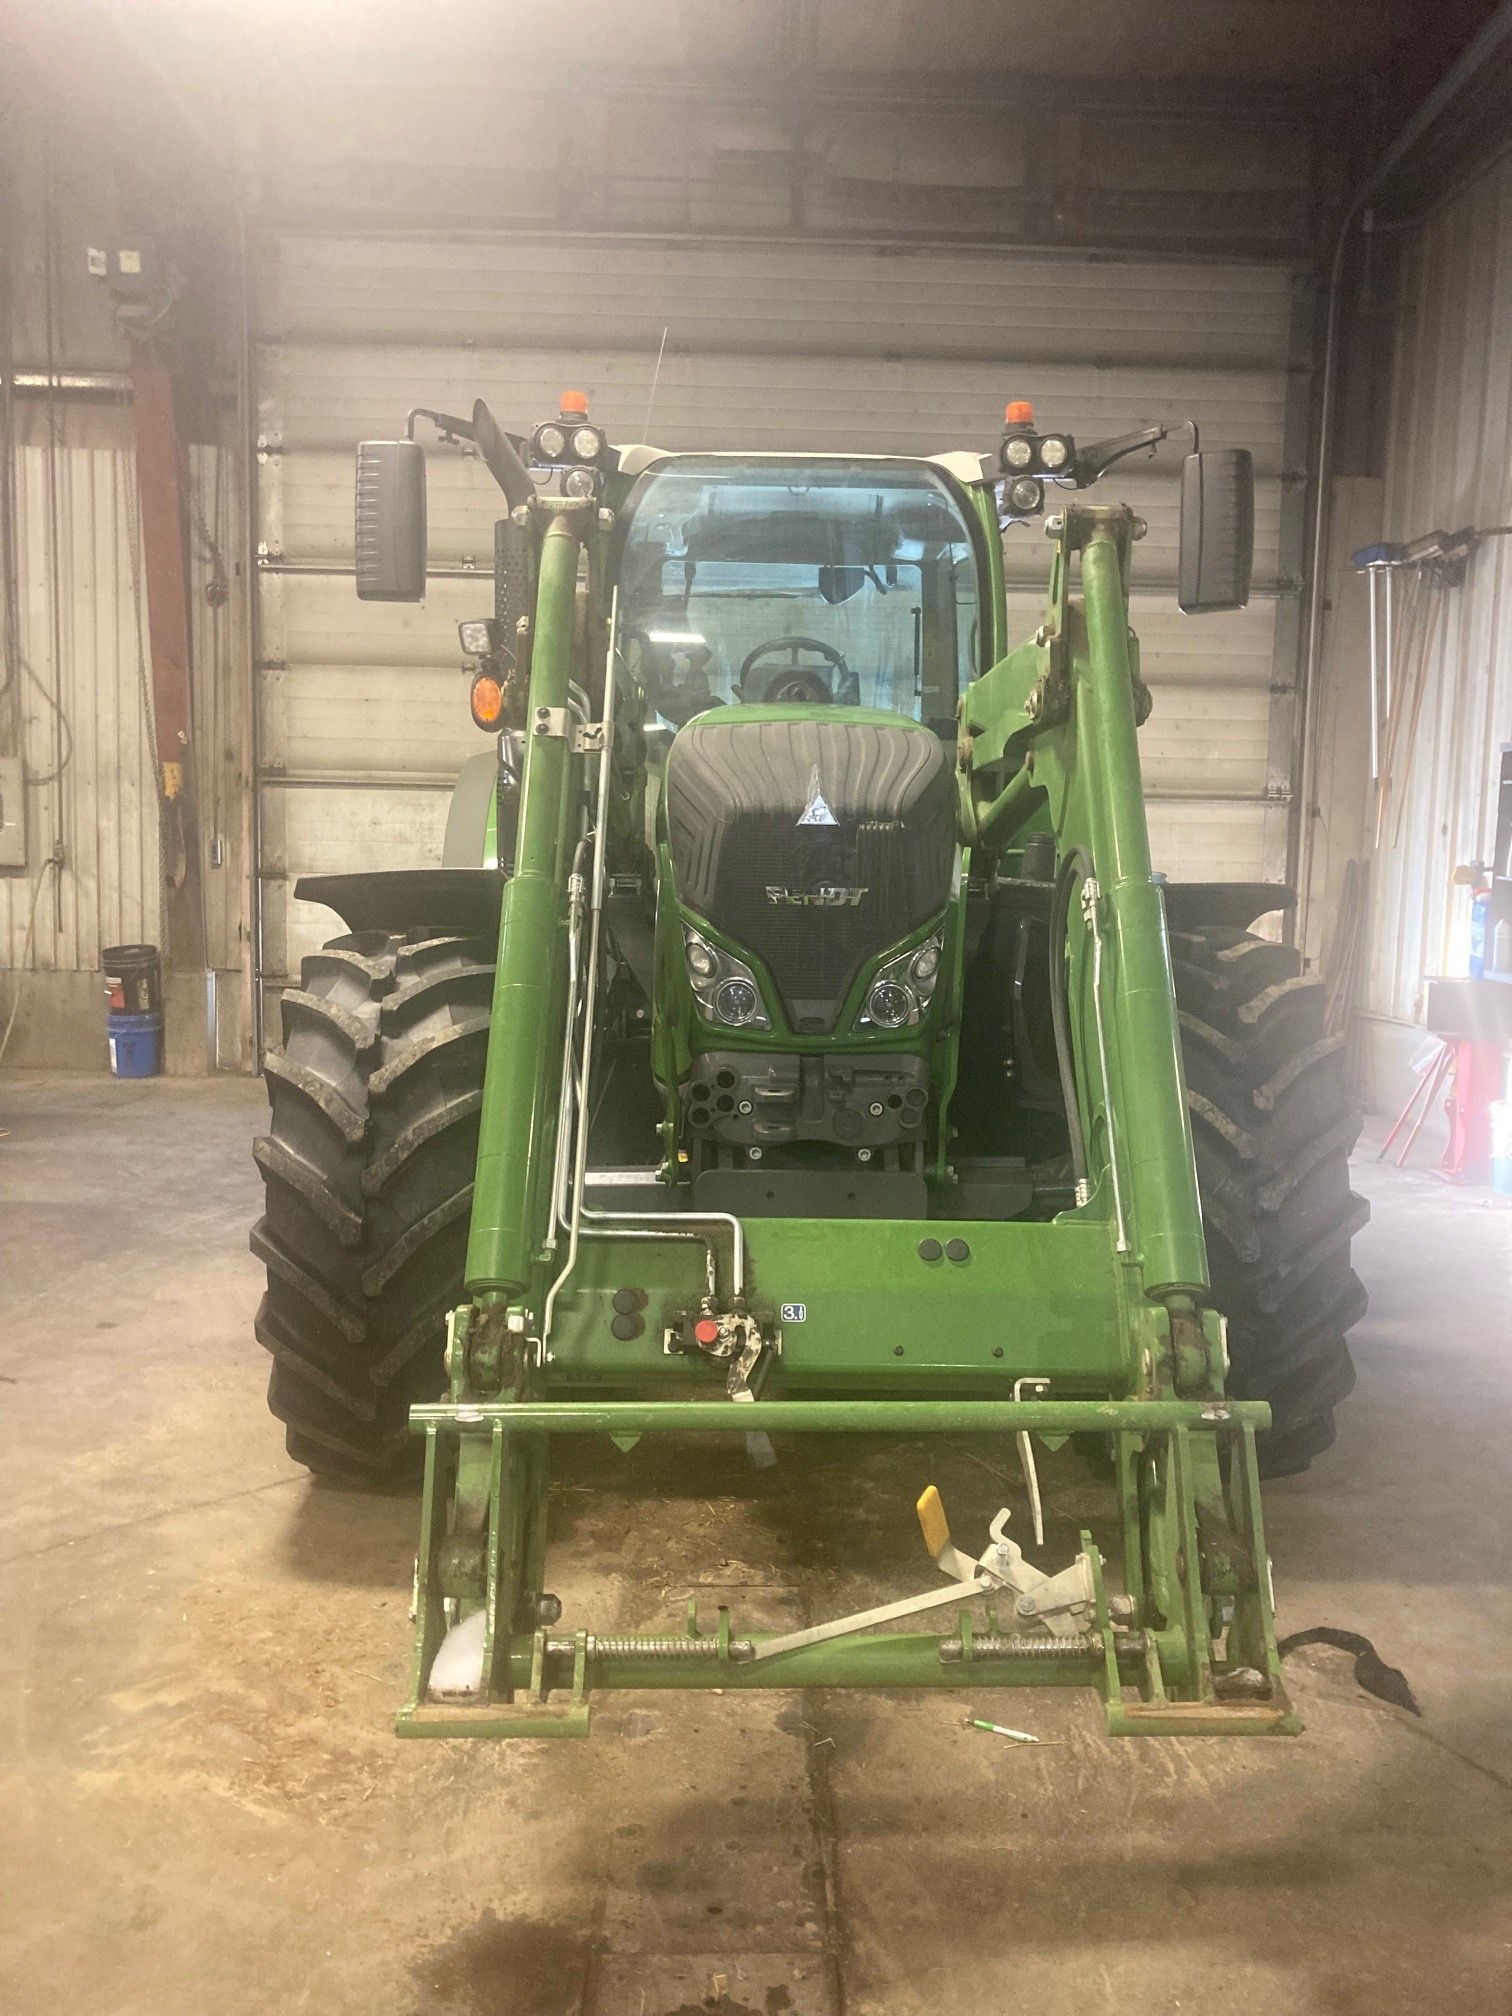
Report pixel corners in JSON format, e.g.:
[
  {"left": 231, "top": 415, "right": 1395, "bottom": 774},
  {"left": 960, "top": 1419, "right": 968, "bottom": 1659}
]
[{"left": 663, "top": 706, "right": 956, "bottom": 1035}]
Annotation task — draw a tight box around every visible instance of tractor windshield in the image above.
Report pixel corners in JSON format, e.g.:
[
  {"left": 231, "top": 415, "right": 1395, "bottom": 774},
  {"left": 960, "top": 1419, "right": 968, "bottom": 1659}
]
[{"left": 617, "top": 457, "right": 981, "bottom": 739}]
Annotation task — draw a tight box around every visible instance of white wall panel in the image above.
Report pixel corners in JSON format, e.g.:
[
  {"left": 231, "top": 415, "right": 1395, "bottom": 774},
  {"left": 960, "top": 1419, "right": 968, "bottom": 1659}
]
[
  {"left": 1146, "top": 800, "right": 1284, "bottom": 881},
  {"left": 266, "top": 571, "right": 493, "bottom": 675},
  {"left": 264, "top": 665, "right": 480, "bottom": 782},
  {"left": 2, "top": 445, "right": 158, "bottom": 976},
  {"left": 264, "top": 237, "right": 1298, "bottom": 368}
]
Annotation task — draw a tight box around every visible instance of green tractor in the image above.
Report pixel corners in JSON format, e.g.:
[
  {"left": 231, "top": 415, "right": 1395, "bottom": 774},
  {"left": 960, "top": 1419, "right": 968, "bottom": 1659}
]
[{"left": 251, "top": 390, "right": 1366, "bottom": 1737}]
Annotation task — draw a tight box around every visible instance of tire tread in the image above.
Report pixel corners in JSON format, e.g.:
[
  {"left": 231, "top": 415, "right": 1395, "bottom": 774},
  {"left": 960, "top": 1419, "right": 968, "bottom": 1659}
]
[
  {"left": 250, "top": 928, "right": 492, "bottom": 1478},
  {"left": 1175, "top": 925, "right": 1368, "bottom": 1476}
]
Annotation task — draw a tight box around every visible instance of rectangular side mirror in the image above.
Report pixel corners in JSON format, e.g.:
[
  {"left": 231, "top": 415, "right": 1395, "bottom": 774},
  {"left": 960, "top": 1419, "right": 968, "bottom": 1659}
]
[
  {"left": 1178, "top": 448, "right": 1253, "bottom": 613},
  {"left": 355, "top": 440, "right": 427, "bottom": 601}
]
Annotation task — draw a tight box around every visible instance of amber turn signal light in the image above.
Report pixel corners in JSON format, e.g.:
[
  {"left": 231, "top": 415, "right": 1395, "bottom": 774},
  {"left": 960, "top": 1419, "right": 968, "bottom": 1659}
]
[{"left": 470, "top": 674, "right": 504, "bottom": 729}]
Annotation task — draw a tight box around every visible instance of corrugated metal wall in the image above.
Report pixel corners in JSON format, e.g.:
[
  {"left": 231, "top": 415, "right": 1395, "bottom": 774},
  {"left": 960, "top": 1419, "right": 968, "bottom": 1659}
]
[
  {"left": 3, "top": 440, "right": 160, "bottom": 973},
  {"left": 256, "top": 232, "right": 1311, "bottom": 1001},
  {"left": 0, "top": 418, "right": 249, "bottom": 1064},
  {"left": 1368, "top": 158, "right": 1512, "bottom": 1024}
]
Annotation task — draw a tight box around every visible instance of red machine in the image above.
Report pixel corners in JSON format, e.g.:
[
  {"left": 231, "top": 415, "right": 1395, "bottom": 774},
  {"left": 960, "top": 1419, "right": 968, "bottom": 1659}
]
[{"left": 1383, "top": 980, "right": 1512, "bottom": 1182}]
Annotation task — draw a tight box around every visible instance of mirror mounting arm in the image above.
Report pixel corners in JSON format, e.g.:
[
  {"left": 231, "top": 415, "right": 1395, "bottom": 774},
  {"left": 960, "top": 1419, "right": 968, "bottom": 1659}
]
[
  {"left": 405, "top": 403, "right": 535, "bottom": 512},
  {"left": 1073, "top": 419, "right": 1200, "bottom": 488},
  {"left": 407, "top": 406, "right": 476, "bottom": 446}
]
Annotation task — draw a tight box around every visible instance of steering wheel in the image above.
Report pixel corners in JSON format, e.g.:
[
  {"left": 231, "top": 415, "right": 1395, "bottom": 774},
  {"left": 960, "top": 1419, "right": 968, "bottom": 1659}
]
[{"left": 737, "top": 636, "right": 854, "bottom": 706}]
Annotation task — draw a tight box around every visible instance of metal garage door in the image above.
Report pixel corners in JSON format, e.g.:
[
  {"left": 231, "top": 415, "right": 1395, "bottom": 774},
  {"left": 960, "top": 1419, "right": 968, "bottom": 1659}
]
[{"left": 252, "top": 233, "right": 1309, "bottom": 1017}]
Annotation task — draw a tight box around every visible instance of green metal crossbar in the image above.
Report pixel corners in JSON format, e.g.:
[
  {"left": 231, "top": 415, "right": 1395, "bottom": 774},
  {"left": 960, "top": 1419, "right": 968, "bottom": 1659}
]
[{"left": 409, "top": 1398, "right": 1271, "bottom": 1435}]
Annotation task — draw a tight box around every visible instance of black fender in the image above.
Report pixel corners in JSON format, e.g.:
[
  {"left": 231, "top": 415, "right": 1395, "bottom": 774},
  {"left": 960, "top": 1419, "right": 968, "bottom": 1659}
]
[
  {"left": 295, "top": 868, "right": 506, "bottom": 941},
  {"left": 1160, "top": 881, "right": 1295, "bottom": 934}
]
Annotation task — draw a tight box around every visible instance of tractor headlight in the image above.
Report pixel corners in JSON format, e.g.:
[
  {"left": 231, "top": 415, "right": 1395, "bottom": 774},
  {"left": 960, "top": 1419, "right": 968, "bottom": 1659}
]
[
  {"left": 534, "top": 422, "right": 567, "bottom": 461},
  {"left": 1002, "top": 434, "right": 1034, "bottom": 470},
  {"left": 570, "top": 424, "right": 604, "bottom": 462},
  {"left": 856, "top": 931, "right": 944, "bottom": 1032},
  {"left": 714, "top": 977, "right": 761, "bottom": 1026},
  {"left": 865, "top": 980, "right": 914, "bottom": 1029},
  {"left": 685, "top": 934, "right": 718, "bottom": 983},
  {"left": 1006, "top": 476, "right": 1044, "bottom": 517},
  {"left": 1037, "top": 434, "right": 1070, "bottom": 472},
  {"left": 562, "top": 465, "right": 599, "bottom": 499},
  {"left": 682, "top": 925, "right": 771, "bottom": 1030}
]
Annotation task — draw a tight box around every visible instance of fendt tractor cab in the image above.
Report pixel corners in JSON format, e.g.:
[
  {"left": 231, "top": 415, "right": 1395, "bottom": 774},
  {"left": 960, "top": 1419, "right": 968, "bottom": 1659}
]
[{"left": 252, "top": 390, "right": 1366, "bottom": 1738}]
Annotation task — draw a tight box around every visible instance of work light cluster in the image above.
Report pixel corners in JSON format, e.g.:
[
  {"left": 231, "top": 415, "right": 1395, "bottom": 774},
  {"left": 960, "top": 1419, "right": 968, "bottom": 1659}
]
[{"left": 531, "top": 404, "right": 609, "bottom": 500}]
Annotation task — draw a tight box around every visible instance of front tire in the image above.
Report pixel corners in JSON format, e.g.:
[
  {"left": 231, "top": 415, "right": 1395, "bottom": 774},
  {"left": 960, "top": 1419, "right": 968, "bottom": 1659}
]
[
  {"left": 251, "top": 929, "right": 490, "bottom": 1479},
  {"left": 1172, "top": 925, "right": 1369, "bottom": 1477}
]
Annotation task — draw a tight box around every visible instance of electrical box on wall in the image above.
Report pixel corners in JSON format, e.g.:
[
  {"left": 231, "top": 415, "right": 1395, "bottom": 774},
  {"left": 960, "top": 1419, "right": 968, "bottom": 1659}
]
[{"left": 0, "top": 758, "right": 25, "bottom": 870}]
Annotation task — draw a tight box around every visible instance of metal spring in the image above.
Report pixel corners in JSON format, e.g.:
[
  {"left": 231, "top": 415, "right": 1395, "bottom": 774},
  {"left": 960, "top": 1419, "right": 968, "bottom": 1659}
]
[
  {"left": 939, "top": 1632, "right": 1121, "bottom": 1662},
  {"left": 547, "top": 1635, "right": 756, "bottom": 1662}
]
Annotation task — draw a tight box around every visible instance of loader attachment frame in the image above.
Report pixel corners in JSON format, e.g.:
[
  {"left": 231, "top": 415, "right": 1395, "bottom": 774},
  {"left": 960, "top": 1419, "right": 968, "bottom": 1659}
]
[
  {"left": 400, "top": 1393, "right": 1294, "bottom": 1739},
  {"left": 398, "top": 490, "right": 1299, "bottom": 1741}
]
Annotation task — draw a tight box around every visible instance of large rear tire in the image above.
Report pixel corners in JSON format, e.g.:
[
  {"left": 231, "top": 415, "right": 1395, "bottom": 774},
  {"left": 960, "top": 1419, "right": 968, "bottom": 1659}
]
[
  {"left": 251, "top": 929, "right": 490, "bottom": 1480},
  {"left": 1171, "top": 925, "right": 1369, "bottom": 1478}
]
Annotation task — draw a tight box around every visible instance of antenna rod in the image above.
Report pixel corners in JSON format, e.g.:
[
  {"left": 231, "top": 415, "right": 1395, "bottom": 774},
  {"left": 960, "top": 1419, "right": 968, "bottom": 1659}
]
[{"left": 641, "top": 326, "right": 669, "bottom": 443}]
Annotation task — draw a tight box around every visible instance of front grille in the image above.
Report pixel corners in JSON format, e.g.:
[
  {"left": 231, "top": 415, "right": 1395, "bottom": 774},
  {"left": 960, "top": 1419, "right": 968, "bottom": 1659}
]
[{"left": 665, "top": 713, "right": 955, "bottom": 1031}]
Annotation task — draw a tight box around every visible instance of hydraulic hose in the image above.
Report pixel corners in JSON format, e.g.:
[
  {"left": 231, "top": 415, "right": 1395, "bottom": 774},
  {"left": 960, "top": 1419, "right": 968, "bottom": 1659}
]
[{"left": 1048, "top": 844, "right": 1095, "bottom": 1203}]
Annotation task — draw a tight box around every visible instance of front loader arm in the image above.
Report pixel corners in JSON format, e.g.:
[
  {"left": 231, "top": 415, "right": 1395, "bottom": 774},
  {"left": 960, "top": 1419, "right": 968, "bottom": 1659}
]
[
  {"left": 466, "top": 505, "right": 595, "bottom": 1304},
  {"left": 958, "top": 502, "right": 1208, "bottom": 1308}
]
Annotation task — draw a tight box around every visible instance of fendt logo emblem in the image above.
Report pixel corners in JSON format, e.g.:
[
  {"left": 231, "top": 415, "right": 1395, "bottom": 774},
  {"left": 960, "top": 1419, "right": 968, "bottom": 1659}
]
[
  {"left": 796, "top": 770, "right": 839, "bottom": 827},
  {"left": 765, "top": 886, "right": 868, "bottom": 907}
]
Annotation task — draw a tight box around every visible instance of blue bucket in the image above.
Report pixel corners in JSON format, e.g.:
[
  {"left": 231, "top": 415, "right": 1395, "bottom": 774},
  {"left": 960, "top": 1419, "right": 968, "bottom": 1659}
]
[{"left": 108, "top": 1010, "right": 162, "bottom": 1079}]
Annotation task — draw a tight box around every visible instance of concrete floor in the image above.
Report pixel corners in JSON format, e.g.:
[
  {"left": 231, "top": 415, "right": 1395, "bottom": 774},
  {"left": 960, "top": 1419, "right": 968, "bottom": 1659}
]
[{"left": 1, "top": 1071, "right": 1509, "bottom": 2016}]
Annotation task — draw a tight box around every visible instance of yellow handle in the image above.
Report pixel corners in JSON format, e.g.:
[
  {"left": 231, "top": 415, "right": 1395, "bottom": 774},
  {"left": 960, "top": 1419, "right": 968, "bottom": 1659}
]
[{"left": 916, "top": 1484, "right": 950, "bottom": 1560}]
